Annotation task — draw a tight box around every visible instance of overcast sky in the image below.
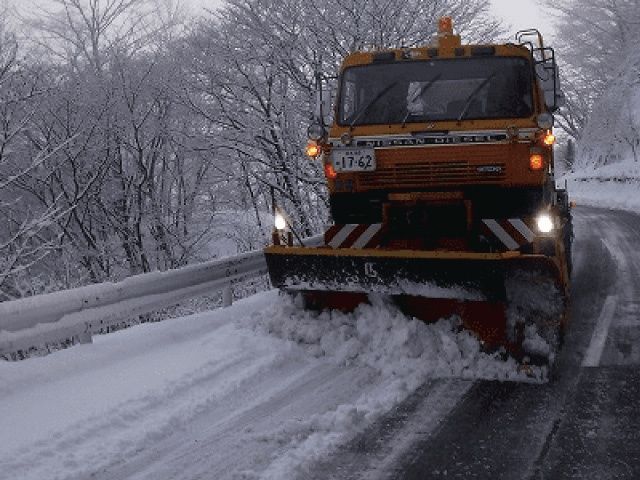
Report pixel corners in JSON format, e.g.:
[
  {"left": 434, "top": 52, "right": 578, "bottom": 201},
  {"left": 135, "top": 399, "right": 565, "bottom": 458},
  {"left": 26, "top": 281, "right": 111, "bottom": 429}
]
[
  {"left": 16, "top": 0, "right": 558, "bottom": 42},
  {"left": 490, "top": 0, "right": 556, "bottom": 41},
  {"left": 183, "top": 0, "right": 558, "bottom": 41}
]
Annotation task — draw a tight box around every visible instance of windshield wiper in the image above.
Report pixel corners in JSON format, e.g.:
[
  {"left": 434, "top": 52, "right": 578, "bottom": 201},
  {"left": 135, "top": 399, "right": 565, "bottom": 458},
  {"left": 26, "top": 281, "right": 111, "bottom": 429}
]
[
  {"left": 401, "top": 73, "right": 443, "bottom": 127},
  {"left": 457, "top": 71, "right": 497, "bottom": 121},
  {"left": 349, "top": 81, "right": 398, "bottom": 128}
]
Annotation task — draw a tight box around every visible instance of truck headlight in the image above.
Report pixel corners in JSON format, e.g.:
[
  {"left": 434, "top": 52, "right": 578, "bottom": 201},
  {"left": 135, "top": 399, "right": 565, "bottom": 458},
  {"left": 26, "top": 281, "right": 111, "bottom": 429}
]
[
  {"left": 274, "top": 212, "right": 287, "bottom": 231},
  {"left": 536, "top": 214, "right": 554, "bottom": 233}
]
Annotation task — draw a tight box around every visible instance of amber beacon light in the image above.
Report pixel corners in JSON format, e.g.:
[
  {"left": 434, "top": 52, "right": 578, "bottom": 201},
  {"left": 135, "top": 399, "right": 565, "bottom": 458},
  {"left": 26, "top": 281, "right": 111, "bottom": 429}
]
[{"left": 439, "top": 16, "right": 453, "bottom": 35}]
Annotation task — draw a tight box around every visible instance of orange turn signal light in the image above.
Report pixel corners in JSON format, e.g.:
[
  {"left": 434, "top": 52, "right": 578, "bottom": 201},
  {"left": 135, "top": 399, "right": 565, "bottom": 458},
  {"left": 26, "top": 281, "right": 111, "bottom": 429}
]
[
  {"left": 324, "top": 163, "right": 337, "bottom": 179},
  {"left": 543, "top": 132, "right": 556, "bottom": 146},
  {"left": 306, "top": 141, "right": 320, "bottom": 158},
  {"left": 529, "top": 154, "right": 544, "bottom": 171}
]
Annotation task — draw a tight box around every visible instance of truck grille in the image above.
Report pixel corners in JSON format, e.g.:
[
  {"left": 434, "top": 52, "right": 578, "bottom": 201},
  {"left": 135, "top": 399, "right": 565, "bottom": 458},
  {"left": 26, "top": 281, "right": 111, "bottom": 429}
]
[{"left": 358, "top": 160, "right": 506, "bottom": 190}]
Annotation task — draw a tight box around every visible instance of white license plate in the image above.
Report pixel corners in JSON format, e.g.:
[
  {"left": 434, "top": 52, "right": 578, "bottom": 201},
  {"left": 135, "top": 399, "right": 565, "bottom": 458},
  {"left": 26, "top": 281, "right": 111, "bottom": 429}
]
[{"left": 331, "top": 148, "right": 376, "bottom": 172}]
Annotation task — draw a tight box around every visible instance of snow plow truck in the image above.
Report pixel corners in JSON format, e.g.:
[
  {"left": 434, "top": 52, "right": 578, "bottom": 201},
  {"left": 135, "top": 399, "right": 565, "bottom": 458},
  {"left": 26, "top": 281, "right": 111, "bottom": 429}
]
[{"left": 265, "top": 18, "right": 573, "bottom": 366}]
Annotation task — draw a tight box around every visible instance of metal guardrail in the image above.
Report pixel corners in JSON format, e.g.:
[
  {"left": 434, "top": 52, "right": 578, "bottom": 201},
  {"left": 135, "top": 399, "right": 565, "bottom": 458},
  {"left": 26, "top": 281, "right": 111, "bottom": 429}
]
[{"left": 0, "top": 235, "right": 324, "bottom": 356}]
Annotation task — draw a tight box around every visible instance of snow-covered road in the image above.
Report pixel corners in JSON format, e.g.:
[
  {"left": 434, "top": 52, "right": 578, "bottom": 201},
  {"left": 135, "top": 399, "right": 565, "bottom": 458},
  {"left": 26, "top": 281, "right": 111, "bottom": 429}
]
[
  {"left": 308, "top": 205, "right": 640, "bottom": 479},
  {"left": 1, "top": 272, "right": 531, "bottom": 480}
]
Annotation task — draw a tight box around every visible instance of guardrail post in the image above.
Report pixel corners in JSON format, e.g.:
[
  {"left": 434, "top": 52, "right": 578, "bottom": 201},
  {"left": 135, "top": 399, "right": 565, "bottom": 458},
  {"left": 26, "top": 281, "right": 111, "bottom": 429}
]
[{"left": 222, "top": 285, "right": 233, "bottom": 307}]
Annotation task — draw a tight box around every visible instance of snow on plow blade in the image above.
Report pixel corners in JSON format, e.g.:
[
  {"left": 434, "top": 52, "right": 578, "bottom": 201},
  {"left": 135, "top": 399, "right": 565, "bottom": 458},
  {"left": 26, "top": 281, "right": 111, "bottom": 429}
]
[
  {"left": 264, "top": 246, "right": 565, "bottom": 301},
  {"left": 265, "top": 245, "right": 568, "bottom": 360}
]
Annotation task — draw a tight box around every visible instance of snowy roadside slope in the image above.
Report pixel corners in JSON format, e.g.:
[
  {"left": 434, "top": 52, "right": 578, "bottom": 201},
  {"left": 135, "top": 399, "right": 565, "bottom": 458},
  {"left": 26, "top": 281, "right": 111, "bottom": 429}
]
[
  {"left": 564, "top": 161, "right": 640, "bottom": 213},
  {"left": 1, "top": 291, "right": 535, "bottom": 480}
]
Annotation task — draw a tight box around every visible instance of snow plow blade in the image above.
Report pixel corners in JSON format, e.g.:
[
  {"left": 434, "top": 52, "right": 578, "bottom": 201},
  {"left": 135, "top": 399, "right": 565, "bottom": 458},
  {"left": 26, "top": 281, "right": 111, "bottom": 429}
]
[
  {"left": 264, "top": 246, "right": 566, "bottom": 299},
  {"left": 264, "top": 245, "right": 569, "bottom": 358}
]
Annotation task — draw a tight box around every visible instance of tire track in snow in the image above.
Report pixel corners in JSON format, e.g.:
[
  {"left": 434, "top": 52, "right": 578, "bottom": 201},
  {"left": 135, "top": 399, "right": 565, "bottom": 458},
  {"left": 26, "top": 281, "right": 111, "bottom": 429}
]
[
  {"left": 303, "top": 379, "right": 473, "bottom": 480},
  {"left": 88, "top": 362, "right": 349, "bottom": 480},
  {"left": 2, "top": 326, "right": 282, "bottom": 480}
]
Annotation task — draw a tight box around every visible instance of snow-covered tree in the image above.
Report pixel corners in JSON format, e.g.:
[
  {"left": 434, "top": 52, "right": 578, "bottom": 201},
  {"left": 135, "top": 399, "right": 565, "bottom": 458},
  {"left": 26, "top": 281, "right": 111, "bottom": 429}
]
[
  {"left": 0, "top": 17, "right": 69, "bottom": 299},
  {"left": 548, "top": 0, "right": 640, "bottom": 141},
  {"left": 576, "top": 47, "right": 640, "bottom": 167}
]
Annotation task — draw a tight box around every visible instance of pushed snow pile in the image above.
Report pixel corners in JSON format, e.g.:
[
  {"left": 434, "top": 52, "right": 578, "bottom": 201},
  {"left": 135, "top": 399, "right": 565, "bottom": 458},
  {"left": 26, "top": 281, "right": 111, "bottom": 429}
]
[
  {"left": 237, "top": 294, "right": 544, "bottom": 479},
  {"left": 523, "top": 324, "right": 553, "bottom": 359},
  {"left": 246, "top": 293, "right": 545, "bottom": 383}
]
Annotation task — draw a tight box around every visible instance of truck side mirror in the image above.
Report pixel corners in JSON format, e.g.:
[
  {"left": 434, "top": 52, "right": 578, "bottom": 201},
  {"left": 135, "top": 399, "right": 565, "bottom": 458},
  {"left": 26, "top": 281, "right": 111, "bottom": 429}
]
[
  {"left": 545, "top": 68, "right": 565, "bottom": 112},
  {"left": 321, "top": 88, "right": 333, "bottom": 126},
  {"left": 535, "top": 49, "right": 563, "bottom": 112},
  {"left": 313, "top": 76, "right": 335, "bottom": 128}
]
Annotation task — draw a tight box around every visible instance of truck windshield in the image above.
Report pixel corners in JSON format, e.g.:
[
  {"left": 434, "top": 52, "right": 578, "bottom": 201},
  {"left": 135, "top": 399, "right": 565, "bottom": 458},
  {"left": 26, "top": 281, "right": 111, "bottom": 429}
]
[{"left": 338, "top": 57, "right": 533, "bottom": 126}]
